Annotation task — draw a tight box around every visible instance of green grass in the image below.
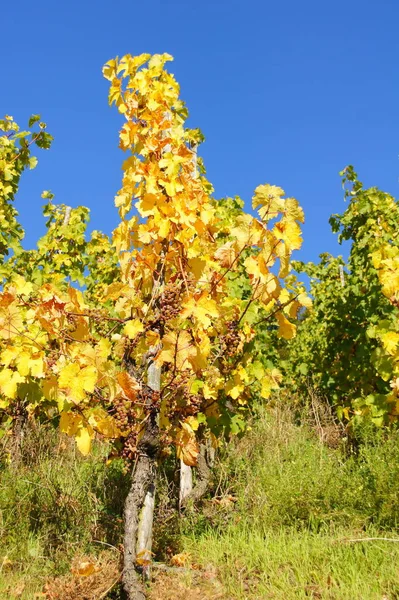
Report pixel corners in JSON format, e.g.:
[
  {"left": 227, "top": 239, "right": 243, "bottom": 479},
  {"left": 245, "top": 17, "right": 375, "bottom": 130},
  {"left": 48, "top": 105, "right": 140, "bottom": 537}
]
[
  {"left": 184, "top": 527, "right": 399, "bottom": 599},
  {"left": 1, "top": 406, "right": 399, "bottom": 598},
  {"left": 0, "top": 422, "right": 128, "bottom": 598},
  {"left": 180, "top": 405, "right": 399, "bottom": 599}
]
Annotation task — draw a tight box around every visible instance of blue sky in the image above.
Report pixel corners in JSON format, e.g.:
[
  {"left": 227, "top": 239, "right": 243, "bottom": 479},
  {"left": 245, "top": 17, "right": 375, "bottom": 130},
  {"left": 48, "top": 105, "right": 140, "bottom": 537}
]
[{"left": 2, "top": 0, "right": 399, "bottom": 265}]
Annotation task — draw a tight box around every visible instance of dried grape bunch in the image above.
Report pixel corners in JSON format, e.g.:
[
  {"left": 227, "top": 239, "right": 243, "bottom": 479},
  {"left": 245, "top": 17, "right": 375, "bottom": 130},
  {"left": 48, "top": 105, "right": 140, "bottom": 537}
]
[
  {"left": 160, "top": 283, "right": 182, "bottom": 322},
  {"left": 220, "top": 320, "right": 241, "bottom": 358}
]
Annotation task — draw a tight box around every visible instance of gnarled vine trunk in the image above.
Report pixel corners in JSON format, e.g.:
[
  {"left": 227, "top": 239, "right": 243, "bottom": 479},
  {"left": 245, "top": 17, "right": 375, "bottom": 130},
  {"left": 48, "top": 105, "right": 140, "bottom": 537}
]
[{"left": 123, "top": 361, "right": 160, "bottom": 600}]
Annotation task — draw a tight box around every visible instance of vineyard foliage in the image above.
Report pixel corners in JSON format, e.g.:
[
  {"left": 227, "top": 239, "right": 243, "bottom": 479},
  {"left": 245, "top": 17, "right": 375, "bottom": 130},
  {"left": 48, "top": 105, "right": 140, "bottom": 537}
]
[
  {"left": 286, "top": 167, "right": 399, "bottom": 425},
  {"left": 0, "top": 53, "right": 309, "bottom": 464}
]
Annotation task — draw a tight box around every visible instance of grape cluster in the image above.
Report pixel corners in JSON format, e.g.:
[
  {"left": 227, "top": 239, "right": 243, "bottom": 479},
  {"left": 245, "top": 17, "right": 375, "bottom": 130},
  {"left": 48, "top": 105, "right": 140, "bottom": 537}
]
[
  {"left": 166, "top": 372, "right": 202, "bottom": 420},
  {"left": 160, "top": 284, "right": 181, "bottom": 322},
  {"left": 220, "top": 320, "right": 241, "bottom": 358},
  {"left": 113, "top": 386, "right": 160, "bottom": 466},
  {"left": 113, "top": 395, "right": 134, "bottom": 431},
  {"left": 121, "top": 432, "right": 138, "bottom": 464}
]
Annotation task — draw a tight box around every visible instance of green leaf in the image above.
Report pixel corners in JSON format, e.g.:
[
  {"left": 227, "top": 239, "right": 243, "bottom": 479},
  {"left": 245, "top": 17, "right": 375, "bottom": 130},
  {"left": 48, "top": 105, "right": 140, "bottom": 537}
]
[
  {"left": 28, "top": 114, "right": 41, "bottom": 127},
  {"left": 29, "top": 156, "right": 38, "bottom": 169}
]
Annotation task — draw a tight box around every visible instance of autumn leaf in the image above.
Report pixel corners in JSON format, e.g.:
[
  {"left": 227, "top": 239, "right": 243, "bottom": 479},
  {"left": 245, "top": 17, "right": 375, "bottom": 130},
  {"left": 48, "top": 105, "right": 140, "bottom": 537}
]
[
  {"left": 276, "top": 312, "right": 296, "bottom": 340},
  {"left": 0, "top": 368, "right": 24, "bottom": 399},
  {"left": 170, "top": 553, "right": 191, "bottom": 567},
  {"left": 117, "top": 371, "right": 140, "bottom": 400},
  {"left": 135, "top": 549, "right": 154, "bottom": 567},
  {"left": 0, "top": 302, "right": 24, "bottom": 339},
  {"left": 181, "top": 295, "right": 219, "bottom": 329},
  {"left": 123, "top": 318, "right": 144, "bottom": 339},
  {"left": 58, "top": 363, "right": 97, "bottom": 402},
  {"left": 157, "top": 330, "right": 195, "bottom": 370},
  {"left": 72, "top": 559, "right": 99, "bottom": 577},
  {"left": 214, "top": 241, "right": 237, "bottom": 268},
  {"left": 175, "top": 422, "right": 199, "bottom": 466},
  {"left": 76, "top": 426, "right": 93, "bottom": 456}
]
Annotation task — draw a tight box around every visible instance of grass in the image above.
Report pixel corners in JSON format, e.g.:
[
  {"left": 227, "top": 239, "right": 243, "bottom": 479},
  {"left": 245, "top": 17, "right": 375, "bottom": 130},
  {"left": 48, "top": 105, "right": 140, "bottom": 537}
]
[
  {"left": 183, "top": 526, "right": 399, "bottom": 599},
  {"left": 179, "top": 404, "right": 399, "bottom": 599},
  {"left": 0, "top": 421, "right": 128, "bottom": 599},
  {"left": 1, "top": 404, "right": 399, "bottom": 598}
]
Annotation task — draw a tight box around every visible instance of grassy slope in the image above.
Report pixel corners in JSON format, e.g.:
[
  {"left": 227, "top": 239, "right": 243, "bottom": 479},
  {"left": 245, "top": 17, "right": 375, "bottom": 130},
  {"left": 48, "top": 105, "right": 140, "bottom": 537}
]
[
  {"left": 1, "top": 407, "right": 399, "bottom": 599},
  {"left": 180, "top": 406, "right": 399, "bottom": 599}
]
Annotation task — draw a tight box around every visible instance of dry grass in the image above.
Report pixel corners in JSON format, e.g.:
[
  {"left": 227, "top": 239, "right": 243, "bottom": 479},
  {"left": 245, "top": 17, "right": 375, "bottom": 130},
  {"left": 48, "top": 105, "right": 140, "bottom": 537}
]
[
  {"left": 149, "top": 567, "right": 226, "bottom": 600},
  {"left": 43, "top": 551, "right": 121, "bottom": 600}
]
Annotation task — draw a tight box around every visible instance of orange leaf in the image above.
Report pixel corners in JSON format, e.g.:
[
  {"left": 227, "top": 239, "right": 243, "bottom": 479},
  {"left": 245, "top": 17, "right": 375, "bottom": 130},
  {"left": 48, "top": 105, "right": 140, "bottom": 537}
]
[{"left": 117, "top": 371, "right": 140, "bottom": 401}]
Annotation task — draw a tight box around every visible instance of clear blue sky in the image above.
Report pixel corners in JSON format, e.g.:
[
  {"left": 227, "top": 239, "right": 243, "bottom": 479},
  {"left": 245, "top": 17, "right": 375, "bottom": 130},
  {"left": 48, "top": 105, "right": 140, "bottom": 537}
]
[{"left": 2, "top": 0, "right": 399, "bottom": 264}]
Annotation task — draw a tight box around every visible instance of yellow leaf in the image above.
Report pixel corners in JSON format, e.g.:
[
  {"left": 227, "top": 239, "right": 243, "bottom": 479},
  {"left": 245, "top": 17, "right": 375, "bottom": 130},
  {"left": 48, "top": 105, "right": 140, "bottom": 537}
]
[
  {"left": 76, "top": 426, "right": 92, "bottom": 456},
  {"left": 298, "top": 293, "right": 312, "bottom": 309},
  {"left": 43, "top": 376, "right": 58, "bottom": 401},
  {"left": 148, "top": 52, "right": 173, "bottom": 70},
  {"left": 11, "top": 275, "right": 33, "bottom": 296},
  {"left": 145, "top": 330, "right": 160, "bottom": 347},
  {"left": 72, "top": 560, "right": 97, "bottom": 577},
  {"left": 175, "top": 422, "right": 199, "bottom": 466},
  {"left": 135, "top": 549, "right": 154, "bottom": 567},
  {"left": 0, "top": 368, "right": 24, "bottom": 399},
  {"left": 123, "top": 319, "right": 144, "bottom": 339},
  {"left": 102, "top": 58, "right": 117, "bottom": 81},
  {"left": 276, "top": 312, "right": 296, "bottom": 340},
  {"left": 273, "top": 219, "right": 302, "bottom": 251},
  {"left": 231, "top": 214, "right": 263, "bottom": 247},
  {"left": 60, "top": 411, "right": 82, "bottom": 436},
  {"left": 58, "top": 363, "right": 97, "bottom": 402},
  {"left": 94, "top": 415, "right": 120, "bottom": 438},
  {"left": 15, "top": 352, "right": 45, "bottom": 378},
  {"left": 260, "top": 370, "right": 282, "bottom": 399},
  {"left": 252, "top": 184, "right": 285, "bottom": 221},
  {"left": 170, "top": 553, "right": 191, "bottom": 567},
  {"left": 185, "top": 416, "right": 200, "bottom": 431},
  {"left": 0, "top": 301, "right": 24, "bottom": 339},
  {"left": 285, "top": 197, "right": 305, "bottom": 223},
  {"left": 225, "top": 369, "right": 247, "bottom": 400},
  {"left": 181, "top": 296, "right": 219, "bottom": 329},
  {"left": 381, "top": 331, "right": 399, "bottom": 355},
  {"left": 157, "top": 330, "right": 195, "bottom": 370}
]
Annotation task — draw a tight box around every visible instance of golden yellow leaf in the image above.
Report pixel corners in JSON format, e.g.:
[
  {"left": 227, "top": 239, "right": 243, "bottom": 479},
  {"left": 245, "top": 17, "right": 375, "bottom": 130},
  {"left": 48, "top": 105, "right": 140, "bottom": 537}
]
[
  {"left": 298, "top": 292, "right": 312, "bottom": 309},
  {"left": 135, "top": 549, "right": 154, "bottom": 567},
  {"left": 181, "top": 296, "right": 219, "bottom": 329},
  {"left": 170, "top": 553, "right": 191, "bottom": 567},
  {"left": 60, "top": 411, "right": 82, "bottom": 436},
  {"left": 43, "top": 376, "right": 58, "bottom": 401},
  {"left": 0, "top": 368, "right": 24, "bottom": 399},
  {"left": 381, "top": 331, "right": 399, "bottom": 355},
  {"left": 58, "top": 363, "right": 97, "bottom": 402},
  {"left": 0, "top": 302, "right": 24, "bottom": 339},
  {"left": 285, "top": 197, "right": 305, "bottom": 223},
  {"left": 11, "top": 274, "right": 33, "bottom": 296},
  {"left": 175, "top": 422, "right": 199, "bottom": 466},
  {"left": 15, "top": 351, "right": 45, "bottom": 378},
  {"left": 123, "top": 318, "right": 144, "bottom": 339},
  {"left": 252, "top": 184, "right": 285, "bottom": 221},
  {"left": 276, "top": 312, "right": 296, "bottom": 340},
  {"left": 94, "top": 415, "right": 121, "bottom": 438},
  {"left": 76, "top": 426, "right": 92, "bottom": 456},
  {"left": 273, "top": 219, "right": 302, "bottom": 251},
  {"left": 157, "top": 330, "right": 195, "bottom": 370},
  {"left": 72, "top": 559, "right": 98, "bottom": 577}
]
